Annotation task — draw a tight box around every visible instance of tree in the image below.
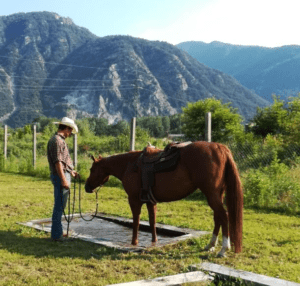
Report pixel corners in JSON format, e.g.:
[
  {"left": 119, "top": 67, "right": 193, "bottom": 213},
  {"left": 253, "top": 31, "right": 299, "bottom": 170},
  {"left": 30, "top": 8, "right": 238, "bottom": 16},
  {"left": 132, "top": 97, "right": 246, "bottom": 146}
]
[
  {"left": 181, "top": 98, "right": 244, "bottom": 142},
  {"left": 251, "top": 96, "right": 287, "bottom": 138},
  {"left": 169, "top": 114, "right": 182, "bottom": 134},
  {"left": 92, "top": 118, "right": 109, "bottom": 136},
  {"left": 281, "top": 94, "right": 300, "bottom": 144},
  {"left": 162, "top": 116, "right": 170, "bottom": 135},
  {"left": 107, "top": 120, "right": 129, "bottom": 136}
]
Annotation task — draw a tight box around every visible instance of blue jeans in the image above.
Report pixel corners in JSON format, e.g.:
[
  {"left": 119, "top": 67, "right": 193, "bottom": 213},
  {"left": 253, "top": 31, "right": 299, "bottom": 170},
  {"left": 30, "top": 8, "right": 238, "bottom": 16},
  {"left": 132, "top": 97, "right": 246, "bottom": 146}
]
[{"left": 50, "top": 172, "right": 71, "bottom": 239}]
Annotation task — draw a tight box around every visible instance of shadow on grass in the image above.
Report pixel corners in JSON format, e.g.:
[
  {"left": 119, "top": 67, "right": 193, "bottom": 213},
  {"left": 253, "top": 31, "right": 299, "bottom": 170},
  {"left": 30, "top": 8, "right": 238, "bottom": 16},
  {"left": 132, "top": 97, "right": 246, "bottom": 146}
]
[
  {"left": 0, "top": 229, "right": 122, "bottom": 260},
  {"left": 0, "top": 230, "right": 209, "bottom": 261}
]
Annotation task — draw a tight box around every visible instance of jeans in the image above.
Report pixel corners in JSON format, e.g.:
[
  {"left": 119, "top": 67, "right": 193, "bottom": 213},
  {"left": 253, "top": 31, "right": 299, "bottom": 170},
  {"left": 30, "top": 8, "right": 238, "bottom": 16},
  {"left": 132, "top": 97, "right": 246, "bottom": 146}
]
[{"left": 50, "top": 172, "right": 71, "bottom": 239}]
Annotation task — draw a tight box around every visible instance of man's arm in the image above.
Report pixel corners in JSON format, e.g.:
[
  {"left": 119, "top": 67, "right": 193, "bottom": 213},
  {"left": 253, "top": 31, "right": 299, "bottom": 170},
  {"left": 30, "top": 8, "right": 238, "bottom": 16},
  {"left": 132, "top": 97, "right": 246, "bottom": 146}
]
[{"left": 55, "top": 161, "right": 69, "bottom": 189}]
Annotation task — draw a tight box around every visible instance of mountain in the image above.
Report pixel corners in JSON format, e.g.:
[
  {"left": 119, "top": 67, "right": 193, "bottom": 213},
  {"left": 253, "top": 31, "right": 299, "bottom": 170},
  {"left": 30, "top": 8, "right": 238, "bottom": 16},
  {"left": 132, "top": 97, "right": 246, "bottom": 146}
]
[
  {"left": 177, "top": 41, "right": 300, "bottom": 102},
  {"left": 0, "top": 12, "right": 269, "bottom": 128}
]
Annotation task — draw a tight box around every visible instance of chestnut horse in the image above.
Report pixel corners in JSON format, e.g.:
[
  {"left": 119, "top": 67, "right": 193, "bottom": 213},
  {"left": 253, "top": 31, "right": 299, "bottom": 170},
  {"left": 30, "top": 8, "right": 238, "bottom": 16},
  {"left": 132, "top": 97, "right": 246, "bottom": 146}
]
[{"left": 85, "top": 141, "right": 243, "bottom": 257}]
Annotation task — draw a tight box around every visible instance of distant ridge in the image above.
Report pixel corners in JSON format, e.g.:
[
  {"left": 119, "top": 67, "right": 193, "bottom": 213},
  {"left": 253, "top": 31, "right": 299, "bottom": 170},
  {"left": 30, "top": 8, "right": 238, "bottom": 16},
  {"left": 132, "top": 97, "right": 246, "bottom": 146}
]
[{"left": 177, "top": 41, "right": 300, "bottom": 102}]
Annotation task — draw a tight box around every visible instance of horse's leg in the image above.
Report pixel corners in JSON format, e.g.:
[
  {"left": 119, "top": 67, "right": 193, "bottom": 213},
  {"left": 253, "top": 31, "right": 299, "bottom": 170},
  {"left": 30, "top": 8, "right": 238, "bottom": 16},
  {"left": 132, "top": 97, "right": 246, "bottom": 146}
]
[
  {"left": 205, "top": 191, "right": 230, "bottom": 257},
  {"left": 146, "top": 203, "right": 157, "bottom": 243},
  {"left": 204, "top": 214, "right": 221, "bottom": 252},
  {"left": 129, "top": 198, "right": 142, "bottom": 245}
]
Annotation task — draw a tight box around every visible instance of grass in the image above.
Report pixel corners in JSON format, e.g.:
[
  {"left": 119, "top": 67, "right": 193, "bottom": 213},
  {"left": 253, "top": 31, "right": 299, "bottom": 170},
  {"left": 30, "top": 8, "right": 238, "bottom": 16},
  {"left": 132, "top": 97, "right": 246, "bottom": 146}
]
[{"left": 0, "top": 172, "right": 300, "bottom": 285}]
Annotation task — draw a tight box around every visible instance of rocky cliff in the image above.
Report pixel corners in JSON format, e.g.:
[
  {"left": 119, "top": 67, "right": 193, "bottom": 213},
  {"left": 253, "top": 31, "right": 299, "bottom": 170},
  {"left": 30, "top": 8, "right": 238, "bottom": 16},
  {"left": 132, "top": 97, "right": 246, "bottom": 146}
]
[{"left": 0, "top": 12, "right": 269, "bottom": 127}]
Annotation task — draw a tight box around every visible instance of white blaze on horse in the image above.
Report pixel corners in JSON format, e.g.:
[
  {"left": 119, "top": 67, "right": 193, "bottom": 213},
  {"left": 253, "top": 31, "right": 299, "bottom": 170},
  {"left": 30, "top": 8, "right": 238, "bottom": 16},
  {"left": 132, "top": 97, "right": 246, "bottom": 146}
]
[{"left": 85, "top": 141, "right": 243, "bottom": 257}]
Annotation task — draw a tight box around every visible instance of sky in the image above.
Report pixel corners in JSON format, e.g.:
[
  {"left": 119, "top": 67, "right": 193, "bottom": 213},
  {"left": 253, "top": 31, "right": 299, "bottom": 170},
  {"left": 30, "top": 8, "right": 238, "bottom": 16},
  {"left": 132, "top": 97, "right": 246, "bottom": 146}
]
[{"left": 1, "top": 0, "right": 300, "bottom": 48}]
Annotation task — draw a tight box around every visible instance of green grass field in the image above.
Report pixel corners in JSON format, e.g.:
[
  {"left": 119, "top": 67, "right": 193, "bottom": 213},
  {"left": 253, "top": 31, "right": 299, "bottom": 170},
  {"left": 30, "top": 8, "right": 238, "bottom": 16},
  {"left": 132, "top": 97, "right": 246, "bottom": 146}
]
[{"left": 0, "top": 172, "right": 299, "bottom": 285}]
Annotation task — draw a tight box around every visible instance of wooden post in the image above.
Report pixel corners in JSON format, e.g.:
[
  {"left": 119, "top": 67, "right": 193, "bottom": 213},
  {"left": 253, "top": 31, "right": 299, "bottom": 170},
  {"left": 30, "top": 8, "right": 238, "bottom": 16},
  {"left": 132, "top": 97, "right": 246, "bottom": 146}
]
[
  {"left": 73, "top": 133, "right": 77, "bottom": 169},
  {"left": 130, "top": 117, "right": 136, "bottom": 151},
  {"left": 33, "top": 124, "right": 36, "bottom": 169},
  {"left": 205, "top": 112, "right": 211, "bottom": 142},
  {"left": 4, "top": 125, "right": 7, "bottom": 160}
]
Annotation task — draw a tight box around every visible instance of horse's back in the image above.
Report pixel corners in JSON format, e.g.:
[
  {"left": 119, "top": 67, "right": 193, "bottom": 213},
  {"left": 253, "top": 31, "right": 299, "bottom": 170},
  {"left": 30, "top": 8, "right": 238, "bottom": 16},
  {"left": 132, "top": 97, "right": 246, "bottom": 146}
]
[
  {"left": 174, "top": 141, "right": 229, "bottom": 191},
  {"left": 149, "top": 141, "right": 228, "bottom": 201}
]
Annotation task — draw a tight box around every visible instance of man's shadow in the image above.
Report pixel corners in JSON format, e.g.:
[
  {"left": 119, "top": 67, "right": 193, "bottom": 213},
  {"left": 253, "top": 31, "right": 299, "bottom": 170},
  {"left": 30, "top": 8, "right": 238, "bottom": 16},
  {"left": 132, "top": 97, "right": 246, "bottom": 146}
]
[{"left": 0, "top": 230, "right": 121, "bottom": 260}]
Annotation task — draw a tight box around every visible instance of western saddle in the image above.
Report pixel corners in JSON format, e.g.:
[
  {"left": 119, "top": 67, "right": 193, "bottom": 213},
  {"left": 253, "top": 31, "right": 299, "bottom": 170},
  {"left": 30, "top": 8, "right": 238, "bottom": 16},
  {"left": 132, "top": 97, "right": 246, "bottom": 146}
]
[{"left": 135, "top": 141, "right": 192, "bottom": 204}]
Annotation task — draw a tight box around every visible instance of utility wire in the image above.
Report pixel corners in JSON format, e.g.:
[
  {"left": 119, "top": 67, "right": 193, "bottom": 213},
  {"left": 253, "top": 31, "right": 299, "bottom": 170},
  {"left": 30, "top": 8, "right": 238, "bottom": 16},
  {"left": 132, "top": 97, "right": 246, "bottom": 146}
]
[
  {"left": 0, "top": 54, "right": 203, "bottom": 93},
  {"left": 0, "top": 74, "right": 139, "bottom": 82}
]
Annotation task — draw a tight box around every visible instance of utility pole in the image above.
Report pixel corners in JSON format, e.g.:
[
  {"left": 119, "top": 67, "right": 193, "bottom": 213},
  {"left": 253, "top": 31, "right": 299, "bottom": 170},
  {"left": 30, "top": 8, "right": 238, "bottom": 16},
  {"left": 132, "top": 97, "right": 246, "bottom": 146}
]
[
  {"left": 73, "top": 133, "right": 78, "bottom": 169},
  {"left": 4, "top": 125, "right": 7, "bottom": 160},
  {"left": 130, "top": 117, "right": 136, "bottom": 151},
  {"left": 33, "top": 124, "right": 36, "bottom": 169},
  {"left": 205, "top": 112, "right": 212, "bottom": 142}
]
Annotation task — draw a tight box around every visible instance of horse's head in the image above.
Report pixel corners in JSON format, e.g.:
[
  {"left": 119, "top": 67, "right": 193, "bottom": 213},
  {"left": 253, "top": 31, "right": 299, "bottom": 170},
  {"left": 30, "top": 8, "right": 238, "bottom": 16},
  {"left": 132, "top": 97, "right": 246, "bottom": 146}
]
[{"left": 85, "top": 155, "right": 110, "bottom": 193}]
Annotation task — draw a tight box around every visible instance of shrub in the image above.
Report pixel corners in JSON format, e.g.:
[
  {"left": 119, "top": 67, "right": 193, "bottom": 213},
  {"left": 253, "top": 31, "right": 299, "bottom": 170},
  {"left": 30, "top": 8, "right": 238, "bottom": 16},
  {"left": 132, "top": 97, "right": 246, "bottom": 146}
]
[{"left": 243, "top": 152, "right": 300, "bottom": 214}]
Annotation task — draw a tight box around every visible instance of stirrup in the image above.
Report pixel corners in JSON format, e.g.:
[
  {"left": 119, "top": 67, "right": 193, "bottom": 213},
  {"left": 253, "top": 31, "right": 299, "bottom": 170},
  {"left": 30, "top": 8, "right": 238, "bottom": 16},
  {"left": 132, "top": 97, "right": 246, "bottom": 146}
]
[
  {"left": 140, "top": 190, "right": 150, "bottom": 203},
  {"left": 140, "top": 189, "right": 157, "bottom": 204}
]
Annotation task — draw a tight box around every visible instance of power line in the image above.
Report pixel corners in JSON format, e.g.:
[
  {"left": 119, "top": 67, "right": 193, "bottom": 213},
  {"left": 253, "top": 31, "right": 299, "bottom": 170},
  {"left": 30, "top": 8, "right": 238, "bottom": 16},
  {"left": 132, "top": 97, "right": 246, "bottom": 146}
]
[
  {"left": 0, "top": 74, "right": 138, "bottom": 83},
  {"left": 0, "top": 85, "right": 194, "bottom": 104},
  {"left": 0, "top": 55, "right": 112, "bottom": 70},
  {"left": 0, "top": 54, "right": 204, "bottom": 93}
]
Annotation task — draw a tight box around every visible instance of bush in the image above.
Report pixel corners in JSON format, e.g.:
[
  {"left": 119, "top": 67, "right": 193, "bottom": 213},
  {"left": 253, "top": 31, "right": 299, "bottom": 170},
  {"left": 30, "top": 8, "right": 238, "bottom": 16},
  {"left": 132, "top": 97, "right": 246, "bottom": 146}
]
[{"left": 243, "top": 152, "right": 300, "bottom": 214}]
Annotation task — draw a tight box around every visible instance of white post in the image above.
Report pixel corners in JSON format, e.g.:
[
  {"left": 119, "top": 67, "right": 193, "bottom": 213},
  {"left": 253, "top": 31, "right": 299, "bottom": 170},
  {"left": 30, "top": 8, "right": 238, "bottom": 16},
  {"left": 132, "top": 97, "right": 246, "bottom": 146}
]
[
  {"left": 33, "top": 124, "right": 36, "bottom": 169},
  {"left": 73, "top": 133, "right": 78, "bottom": 169},
  {"left": 4, "top": 125, "right": 7, "bottom": 160},
  {"left": 205, "top": 112, "right": 211, "bottom": 142},
  {"left": 130, "top": 117, "right": 136, "bottom": 151}
]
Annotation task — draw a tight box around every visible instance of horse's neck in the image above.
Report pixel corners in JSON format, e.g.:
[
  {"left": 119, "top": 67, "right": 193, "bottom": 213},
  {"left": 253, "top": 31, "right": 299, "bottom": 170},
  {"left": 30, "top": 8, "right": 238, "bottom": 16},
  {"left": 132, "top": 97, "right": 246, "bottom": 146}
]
[{"left": 104, "top": 151, "right": 141, "bottom": 181}]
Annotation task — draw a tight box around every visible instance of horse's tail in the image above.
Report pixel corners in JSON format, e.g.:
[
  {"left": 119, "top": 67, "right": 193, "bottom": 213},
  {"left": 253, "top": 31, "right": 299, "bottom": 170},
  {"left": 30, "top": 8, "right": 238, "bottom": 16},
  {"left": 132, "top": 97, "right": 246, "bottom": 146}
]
[{"left": 224, "top": 145, "right": 243, "bottom": 253}]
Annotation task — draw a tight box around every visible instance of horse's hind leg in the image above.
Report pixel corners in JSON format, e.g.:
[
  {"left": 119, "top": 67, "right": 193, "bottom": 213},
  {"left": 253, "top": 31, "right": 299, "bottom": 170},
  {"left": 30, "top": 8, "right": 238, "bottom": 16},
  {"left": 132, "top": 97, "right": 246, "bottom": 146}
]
[
  {"left": 147, "top": 203, "right": 157, "bottom": 243},
  {"left": 204, "top": 215, "right": 221, "bottom": 252},
  {"left": 205, "top": 191, "right": 230, "bottom": 257},
  {"left": 129, "top": 198, "right": 142, "bottom": 245}
]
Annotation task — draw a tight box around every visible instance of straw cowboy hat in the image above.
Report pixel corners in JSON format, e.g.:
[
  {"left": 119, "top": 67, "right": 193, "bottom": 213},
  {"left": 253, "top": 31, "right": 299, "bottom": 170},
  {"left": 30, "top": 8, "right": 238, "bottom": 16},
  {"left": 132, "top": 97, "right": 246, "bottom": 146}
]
[{"left": 53, "top": 117, "right": 78, "bottom": 134}]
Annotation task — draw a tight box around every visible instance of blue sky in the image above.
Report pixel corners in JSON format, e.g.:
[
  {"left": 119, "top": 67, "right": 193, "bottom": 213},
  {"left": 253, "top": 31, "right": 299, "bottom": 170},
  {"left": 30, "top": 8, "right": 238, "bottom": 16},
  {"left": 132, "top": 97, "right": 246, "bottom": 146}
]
[{"left": 1, "top": 0, "right": 299, "bottom": 47}]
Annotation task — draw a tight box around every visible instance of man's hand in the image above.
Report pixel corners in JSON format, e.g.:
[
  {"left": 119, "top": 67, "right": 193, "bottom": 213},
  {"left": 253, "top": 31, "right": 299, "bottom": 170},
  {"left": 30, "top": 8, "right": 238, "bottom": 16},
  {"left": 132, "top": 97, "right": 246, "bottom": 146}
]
[
  {"left": 61, "top": 179, "right": 70, "bottom": 190},
  {"left": 55, "top": 161, "right": 70, "bottom": 189},
  {"left": 71, "top": 170, "right": 80, "bottom": 179}
]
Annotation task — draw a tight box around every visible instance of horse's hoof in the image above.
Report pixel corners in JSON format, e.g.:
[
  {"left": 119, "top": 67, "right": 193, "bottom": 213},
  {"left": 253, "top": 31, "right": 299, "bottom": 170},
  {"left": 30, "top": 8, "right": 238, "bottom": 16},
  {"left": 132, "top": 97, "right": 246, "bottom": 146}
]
[
  {"left": 204, "top": 244, "right": 216, "bottom": 252},
  {"left": 131, "top": 240, "right": 138, "bottom": 246},
  {"left": 217, "top": 252, "right": 226, "bottom": 257},
  {"left": 217, "top": 247, "right": 228, "bottom": 257}
]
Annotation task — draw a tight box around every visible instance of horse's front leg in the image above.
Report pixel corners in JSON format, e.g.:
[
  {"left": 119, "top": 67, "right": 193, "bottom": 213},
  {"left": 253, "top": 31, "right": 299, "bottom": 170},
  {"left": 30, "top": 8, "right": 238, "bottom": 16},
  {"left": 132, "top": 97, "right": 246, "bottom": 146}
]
[
  {"left": 129, "top": 198, "right": 142, "bottom": 245},
  {"left": 147, "top": 203, "right": 157, "bottom": 243}
]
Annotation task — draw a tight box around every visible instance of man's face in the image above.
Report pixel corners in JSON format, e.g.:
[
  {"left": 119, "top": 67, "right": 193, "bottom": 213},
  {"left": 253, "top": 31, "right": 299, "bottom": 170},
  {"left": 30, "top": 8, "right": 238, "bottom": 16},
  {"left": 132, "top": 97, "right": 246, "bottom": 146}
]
[{"left": 66, "top": 127, "right": 73, "bottom": 137}]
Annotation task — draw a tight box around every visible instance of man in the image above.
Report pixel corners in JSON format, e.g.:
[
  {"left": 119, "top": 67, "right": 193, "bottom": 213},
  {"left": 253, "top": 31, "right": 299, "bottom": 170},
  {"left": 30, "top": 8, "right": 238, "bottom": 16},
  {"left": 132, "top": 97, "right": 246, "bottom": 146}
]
[{"left": 47, "top": 117, "right": 79, "bottom": 242}]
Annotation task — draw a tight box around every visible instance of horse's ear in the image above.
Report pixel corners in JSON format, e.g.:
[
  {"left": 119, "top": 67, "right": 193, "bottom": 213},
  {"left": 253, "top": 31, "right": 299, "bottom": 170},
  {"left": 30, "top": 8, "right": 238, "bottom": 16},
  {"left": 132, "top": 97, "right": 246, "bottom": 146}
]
[
  {"left": 98, "top": 154, "right": 102, "bottom": 160},
  {"left": 90, "top": 154, "right": 96, "bottom": 162}
]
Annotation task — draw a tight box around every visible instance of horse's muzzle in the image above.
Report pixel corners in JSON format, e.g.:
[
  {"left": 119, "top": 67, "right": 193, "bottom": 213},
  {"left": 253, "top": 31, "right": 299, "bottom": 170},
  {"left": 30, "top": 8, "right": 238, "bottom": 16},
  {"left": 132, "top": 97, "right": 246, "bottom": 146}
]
[{"left": 85, "top": 182, "right": 94, "bottom": 193}]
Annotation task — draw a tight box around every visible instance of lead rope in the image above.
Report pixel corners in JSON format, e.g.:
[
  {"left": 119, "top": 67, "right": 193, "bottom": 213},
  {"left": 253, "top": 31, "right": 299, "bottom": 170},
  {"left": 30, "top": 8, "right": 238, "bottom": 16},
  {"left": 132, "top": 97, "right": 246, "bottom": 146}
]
[
  {"left": 62, "top": 182, "right": 75, "bottom": 237},
  {"left": 77, "top": 177, "right": 100, "bottom": 222},
  {"left": 63, "top": 177, "right": 99, "bottom": 237}
]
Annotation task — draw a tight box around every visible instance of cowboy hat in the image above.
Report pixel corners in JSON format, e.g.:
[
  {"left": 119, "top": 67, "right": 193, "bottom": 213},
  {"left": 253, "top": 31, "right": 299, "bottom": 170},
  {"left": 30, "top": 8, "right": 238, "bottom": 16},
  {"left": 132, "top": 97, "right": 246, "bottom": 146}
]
[{"left": 53, "top": 117, "right": 78, "bottom": 134}]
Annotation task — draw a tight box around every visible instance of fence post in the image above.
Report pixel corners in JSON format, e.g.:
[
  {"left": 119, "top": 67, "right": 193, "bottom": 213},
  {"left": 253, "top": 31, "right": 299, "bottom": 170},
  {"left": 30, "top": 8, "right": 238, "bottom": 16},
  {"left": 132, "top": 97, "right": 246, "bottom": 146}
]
[
  {"left": 205, "top": 112, "right": 211, "bottom": 142},
  {"left": 130, "top": 117, "right": 136, "bottom": 151},
  {"left": 4, "top": 125, "right": 7, "bottom": 160},
  {"left": 73, "top": 133, "right": 77, "bottom": 169},
  {"left": 33, "top": 124, "right": 36, "bottom": 169}
]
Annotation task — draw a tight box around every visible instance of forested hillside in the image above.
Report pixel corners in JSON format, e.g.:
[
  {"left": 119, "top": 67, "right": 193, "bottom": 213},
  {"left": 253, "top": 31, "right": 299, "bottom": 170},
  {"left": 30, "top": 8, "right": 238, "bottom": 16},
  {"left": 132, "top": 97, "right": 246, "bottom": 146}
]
[{"left": 0, "top": 12, "right": 269, "bottom": 127}]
